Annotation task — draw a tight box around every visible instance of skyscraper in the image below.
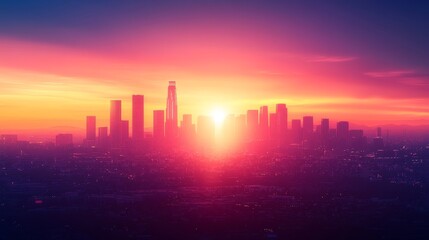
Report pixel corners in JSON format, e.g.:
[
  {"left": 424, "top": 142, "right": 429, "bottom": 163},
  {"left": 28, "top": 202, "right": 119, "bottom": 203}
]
[
  {"left": 302, "top": 116, "right": 314, "bottom": 138},
  {"left": 276, "top": 104, "right": 288, "bottom": 140},
  {"left": 110, "top": 100, "right": 122, "bottom": 147},
  {"left": 337, "top": 121, "right": 349, "bottom": 141},
  {"left": 259, "top": 106, "right": 269, "bottom": 140},
  {"left": 247, "top": 109, "right": 259, "bottom": 141},
  {"left": 132, "top": 95, "right": 144, "bottom": 141},
  {"left": 165, "top": 81, "right": 178, "bottom": 140},
  {"left": 153, "top": 110, "right": 165, "bottom": 140},
  {"left": 321, "top": 118, "right": 329, "bottom": 144},
  {"left": 86, "top": 116, "right": 96, "bottom": 141}
]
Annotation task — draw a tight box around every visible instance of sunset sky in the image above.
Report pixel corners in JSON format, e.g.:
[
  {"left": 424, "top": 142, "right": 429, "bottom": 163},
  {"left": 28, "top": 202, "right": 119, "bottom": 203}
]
[{"left": 0, "top": 0, "right": 428, "bottom": 137}]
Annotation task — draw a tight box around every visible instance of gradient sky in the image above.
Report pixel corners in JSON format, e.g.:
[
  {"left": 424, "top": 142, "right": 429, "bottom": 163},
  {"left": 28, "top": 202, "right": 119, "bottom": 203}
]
[{"left": 0, "top": 0, "right": 428, "bottom": 137}]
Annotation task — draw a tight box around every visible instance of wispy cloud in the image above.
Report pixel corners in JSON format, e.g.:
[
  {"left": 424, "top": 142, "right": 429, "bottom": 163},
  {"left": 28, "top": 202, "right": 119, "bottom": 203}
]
[
  {"left": 365, "top": 70, "right": 415, "bottom": 78},
  {"left": 307, "top": 56, "right": 357, "bottom": 63}
]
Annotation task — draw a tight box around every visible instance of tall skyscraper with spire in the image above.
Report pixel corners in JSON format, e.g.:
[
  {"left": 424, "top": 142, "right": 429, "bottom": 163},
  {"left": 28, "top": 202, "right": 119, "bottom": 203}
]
[{"left": 165, "top": 81, "right": 178, "bottom": 140}]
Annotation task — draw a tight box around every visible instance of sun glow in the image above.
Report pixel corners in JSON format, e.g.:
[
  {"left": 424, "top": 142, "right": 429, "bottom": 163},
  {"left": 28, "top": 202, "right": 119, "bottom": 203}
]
[{"left": 211, "top": 108, "right": 227, "bottom": 127}]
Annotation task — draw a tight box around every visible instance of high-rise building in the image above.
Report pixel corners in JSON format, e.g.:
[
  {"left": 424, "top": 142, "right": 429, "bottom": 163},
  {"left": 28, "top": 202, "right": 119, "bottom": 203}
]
[
  {"left": 302, "top": 116, "right": 314, "bottom": 138},
  {"left": 132, "top": 95, "right": 144, "bottom": 141},
  {"left": 86, "top": 116, "right": 96, "bottom": 141},
  {"left": 110, "top": 100, "right": 122, "bottom": 147},
  {"left": 276, "top": 104, "right": 288, "bottom": 140},
  {"left": 165, "top": 81, "right": 178, "bottom": 139},
  {"left": 153, "top": 110, "right": 165, "bottom": 139},
  {"left": 337, "top": 121, "right": 349, "bottom": 141},
  {"left": 321, "top": 118, "right": 329, "bottom": 143},
  {"left": 377, "top": 127, "right": 382, "bottom": 138},
  {"left": 247, "top": 110, "right": 259, "bottom": 141},
  {"left": 259, "top": 106, "right": 269, "bottom": 140}
]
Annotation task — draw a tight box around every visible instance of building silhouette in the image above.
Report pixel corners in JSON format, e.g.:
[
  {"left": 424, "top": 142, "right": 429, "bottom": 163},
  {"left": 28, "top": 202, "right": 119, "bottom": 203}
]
[
  {"left": 276, "top": 104, "right": 288, "bottom": 141},
  {"left": 336, "top": 121, "right": 349, "bottom": 141},
  {"left": 86, "top": 116, "right": 96, "bottom": 141},
  {"left": 132, "top": 95, "right": 144, "bottom": 142},
  {"left": 321, "top": 118, "right": 329, "bottom": 144},
  {"left": 302, "top": 116, "right": 314, "bottom": 137},
  {"left": 153, "top": 110, "right": 165, "bottom": 140},
  {"left": 259, "top": 106, "right": 269, "bottom": 140},
  {"left": 165, "top": 81, "right": 178, "bottom": 140},
  {"left": 110, "top": 100, "right": 122, "bottom": 147}
]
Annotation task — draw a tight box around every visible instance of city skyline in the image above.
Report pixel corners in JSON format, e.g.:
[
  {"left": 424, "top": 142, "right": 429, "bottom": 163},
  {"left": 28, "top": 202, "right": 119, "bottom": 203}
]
[{"left": 1, "top": 1, "right": 429, "bottom": 135}]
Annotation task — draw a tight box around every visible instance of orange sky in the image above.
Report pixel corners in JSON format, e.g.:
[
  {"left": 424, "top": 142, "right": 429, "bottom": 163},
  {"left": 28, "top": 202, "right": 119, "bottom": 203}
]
[
  {"left": 0, "top": 36, "right": 428, "bottom": 139},
  {"left": 0, "top": 1, "right": 429, "bottom": 139}
]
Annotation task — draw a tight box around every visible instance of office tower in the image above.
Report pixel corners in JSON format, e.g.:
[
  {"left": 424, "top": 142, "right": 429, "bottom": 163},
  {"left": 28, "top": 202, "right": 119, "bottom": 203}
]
[
  {"left": 165, "top": 81, "right": 178, "bottom": 139},
  {"left": 153, "top": 110, "right": 165, "bottom": 139},
  {"left": 321, "top": 118, "right": 329, "bottom": 144},
  {"left": 132, "top": 95, "right": 144, "bottom": 141},
  {"left": 269, "top": 113, "right": 277, "bottom": 140},
  {"left": 110, "top": 100, "right": 122, "bottom": 147},
  {"left": 197, "top": 116, "right": 215, "bottom": 146},
  {"left": 302, "top": 116, "right": 314, "bottom": 138},
  {"left": 121, "top": 120, "right": 129, "bottom": 144},
  {"left": 247, "top": 110, "right": 259, "bottom": 141},
  {"left": 276, "top": 104, "right": 288, "bottom": 140},
  {"left": 56, "top": 134, "right": 73, "bottom": 147},
  {"left": 291, "top": 119, "right": 302, "bottom": 143},
  {"left": 336, "top": 121, "right": 349, "bottom": 141},
  {"left": 259, "top": 106, "right": 269, "bottom": 140},
  {"left": 98, "top": 127, "right": 109, "bottom": 148},
  {"left": 86, "top": 116, "right": 96, "bottom": 141},
  {"left": 377, "top": 127, "right": 382, "bottom": 138}
]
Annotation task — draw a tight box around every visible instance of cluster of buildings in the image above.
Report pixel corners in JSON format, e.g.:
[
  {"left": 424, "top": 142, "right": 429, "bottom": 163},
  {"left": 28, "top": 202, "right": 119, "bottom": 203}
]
[{"left": 73, "top": 81, "right": 384, "bottom": 151}]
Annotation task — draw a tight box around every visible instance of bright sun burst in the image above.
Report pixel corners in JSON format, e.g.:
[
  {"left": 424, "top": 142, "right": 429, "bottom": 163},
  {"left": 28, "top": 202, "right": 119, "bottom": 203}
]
[{"left": 211, "top": 108, "right": 227, "bottom": 127}]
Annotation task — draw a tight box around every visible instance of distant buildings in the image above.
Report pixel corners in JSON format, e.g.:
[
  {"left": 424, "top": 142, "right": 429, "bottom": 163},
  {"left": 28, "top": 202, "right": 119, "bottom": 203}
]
[{"left": 56, "top": 134, "right": 73, "bottom": 147}]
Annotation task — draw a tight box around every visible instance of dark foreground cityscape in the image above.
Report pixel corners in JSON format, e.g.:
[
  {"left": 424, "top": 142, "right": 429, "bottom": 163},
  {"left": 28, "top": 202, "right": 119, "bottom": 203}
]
[{"left": 1, "top": 81, "right": 429, "bottom": 239}]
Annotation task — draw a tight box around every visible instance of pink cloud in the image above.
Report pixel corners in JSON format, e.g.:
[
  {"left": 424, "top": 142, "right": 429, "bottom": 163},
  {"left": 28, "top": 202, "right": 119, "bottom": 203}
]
[
  {"left": 307, "top": 56, "right": 357, "bottom": 63},
  {"left": 365, "top": 70, "right": 415, "bottom": 78}
]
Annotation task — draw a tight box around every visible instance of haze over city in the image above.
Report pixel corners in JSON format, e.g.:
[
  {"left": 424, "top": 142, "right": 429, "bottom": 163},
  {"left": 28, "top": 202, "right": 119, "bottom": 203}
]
[
  {"left": 0, "top": 1, "right": 428, "bottom": 139},
  {"left": 1, "top": 1, "right": 429, "bottom": 240}
]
